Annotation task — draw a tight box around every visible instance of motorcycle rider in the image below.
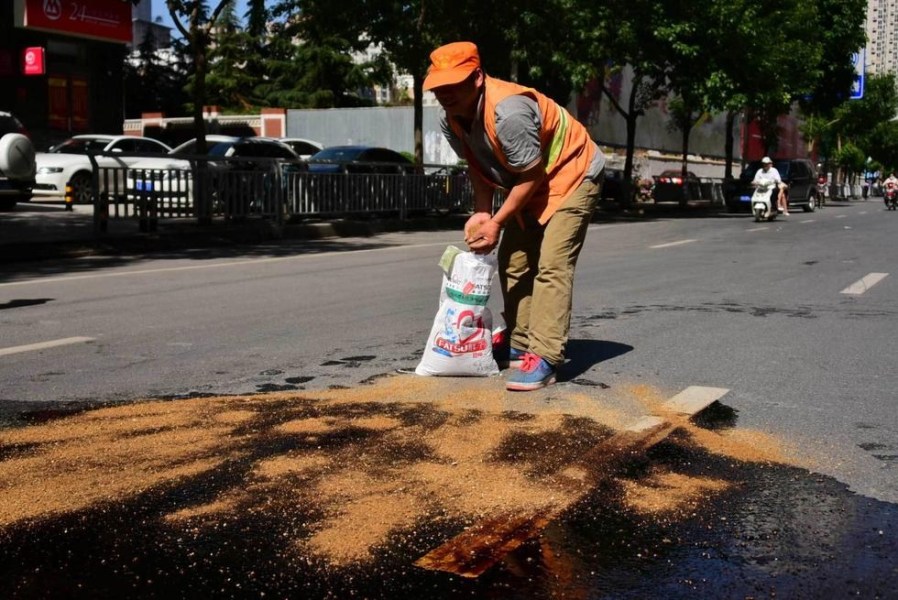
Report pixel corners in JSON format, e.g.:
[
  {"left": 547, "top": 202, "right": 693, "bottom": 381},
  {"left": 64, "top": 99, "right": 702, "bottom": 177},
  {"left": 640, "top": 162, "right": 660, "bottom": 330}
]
[
  {"left": 884, "top": 172, "right": 898, "bottom": 207},
  {"left": 816, "top": 163, "right": 828, "bottom": 206},
  {"left": 753, "top": 156, "right": 788, "bottom": 216}
]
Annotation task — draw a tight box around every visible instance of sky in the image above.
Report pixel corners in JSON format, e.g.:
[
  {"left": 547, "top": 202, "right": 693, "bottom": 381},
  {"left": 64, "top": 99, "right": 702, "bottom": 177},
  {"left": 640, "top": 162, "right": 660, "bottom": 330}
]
[{"left": 150, "top": 0, "right": 252, "bottom": 33}]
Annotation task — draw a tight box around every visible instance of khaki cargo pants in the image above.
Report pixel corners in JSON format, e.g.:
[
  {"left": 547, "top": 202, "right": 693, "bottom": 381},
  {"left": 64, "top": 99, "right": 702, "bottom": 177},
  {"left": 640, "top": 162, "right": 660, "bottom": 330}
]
[{"left": 497, "top": 178, "right": 601, "bottom": 366}]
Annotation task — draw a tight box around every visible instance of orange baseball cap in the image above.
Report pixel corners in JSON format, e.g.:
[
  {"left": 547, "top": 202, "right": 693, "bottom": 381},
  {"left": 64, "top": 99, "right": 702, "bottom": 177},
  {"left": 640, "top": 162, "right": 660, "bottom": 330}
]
[{"left": 423, "top": 42, "right": 481, "bottom": 90}]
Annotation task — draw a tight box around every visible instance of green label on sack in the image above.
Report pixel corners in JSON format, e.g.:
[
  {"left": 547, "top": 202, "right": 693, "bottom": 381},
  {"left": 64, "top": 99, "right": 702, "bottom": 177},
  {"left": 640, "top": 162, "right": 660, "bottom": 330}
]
[{"left": 445, "top": 286, "right": 489, "bottom": 306}]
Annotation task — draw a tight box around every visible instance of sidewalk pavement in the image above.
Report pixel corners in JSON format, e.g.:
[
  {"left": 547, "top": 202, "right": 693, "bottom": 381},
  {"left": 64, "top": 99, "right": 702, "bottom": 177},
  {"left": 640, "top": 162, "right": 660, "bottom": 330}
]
[
  {"left": 0, "top": 198, "right": 728, "bottom": 266},
  {"left": 0, "top": 200, "right": 480, "bottom": 265}
]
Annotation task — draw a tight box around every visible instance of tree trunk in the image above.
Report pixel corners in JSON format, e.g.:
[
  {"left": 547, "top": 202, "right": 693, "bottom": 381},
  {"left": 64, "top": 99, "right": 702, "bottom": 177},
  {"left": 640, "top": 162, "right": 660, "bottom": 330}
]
[
  {"left": 191, "top": 31, "right": 208, "bottom": 155},
  {"left": 680, "top": 119, "right": 690, "bottom": 206},
  {"left": 191, "top": 23, "right": 210, "bottom": 224},
  {"left": 724, "top": 110, "right": 735, "bottom": 181},
  {"left": 622, "top": 76, "right": 641, "bottom": 206},
  {"left": 414, "top": 73, "right": 423, "bottom": 168}
]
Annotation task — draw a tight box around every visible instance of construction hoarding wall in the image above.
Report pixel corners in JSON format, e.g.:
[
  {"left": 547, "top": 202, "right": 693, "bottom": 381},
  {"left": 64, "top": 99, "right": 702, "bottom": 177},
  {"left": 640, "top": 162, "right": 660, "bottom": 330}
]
[
  {"left": 287, "top": 105, "right": 458, "bottom": 165},
  {"left": 287, "top": 72, "right": 806, "bottom": 176},
  {"left": 572, "top": 65, "right": 740, "bottom": 159},
  {"left": 287, "top": 97, "right": 739, "bottom": 175}
]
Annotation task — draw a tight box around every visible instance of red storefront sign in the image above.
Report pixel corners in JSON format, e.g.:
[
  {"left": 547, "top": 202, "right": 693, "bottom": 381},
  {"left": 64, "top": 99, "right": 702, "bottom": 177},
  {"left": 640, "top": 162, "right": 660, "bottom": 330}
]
[
  {"left": 20, "top": 0, "right": 133, "bottom": 44},
  {"left": 23, "top": 47, "right": 46, "bottom": 75}
]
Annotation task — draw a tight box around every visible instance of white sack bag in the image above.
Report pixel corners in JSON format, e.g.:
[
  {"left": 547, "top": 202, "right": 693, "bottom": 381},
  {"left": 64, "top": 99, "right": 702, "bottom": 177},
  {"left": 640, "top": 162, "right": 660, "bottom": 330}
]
[{"left": 415, "top": 246, "right": 499, "bottom": 377}]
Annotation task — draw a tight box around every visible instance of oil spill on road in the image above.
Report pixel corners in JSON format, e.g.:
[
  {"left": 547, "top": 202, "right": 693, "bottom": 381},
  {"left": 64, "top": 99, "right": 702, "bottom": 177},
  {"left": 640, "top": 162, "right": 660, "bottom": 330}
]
[
  {"left": 255, "top": 383, "right": 299, "bottom": 392},
  {"left": 510, "top": 436, "right": 898, "bottom": 599},
  {"left": 0, "top": 377, "right": 895, "bottom": 598},
  {"left": 575, "top": 303, "right": 823, "bottom": 323},
  {"left": 570, "top": 378, "right": 611, "bottom": 389}
]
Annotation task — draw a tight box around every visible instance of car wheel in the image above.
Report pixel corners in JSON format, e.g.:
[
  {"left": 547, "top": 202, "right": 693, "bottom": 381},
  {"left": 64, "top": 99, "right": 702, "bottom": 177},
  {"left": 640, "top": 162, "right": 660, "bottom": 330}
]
[
  {"left": 68, "top": 172, "right": 93, "bottom": 204},
  {"left": 803, "top": 196, "right": 816, "bottom": 212},
  {"left": 0, "top": 197, "right": 17, "bottom": 211}
]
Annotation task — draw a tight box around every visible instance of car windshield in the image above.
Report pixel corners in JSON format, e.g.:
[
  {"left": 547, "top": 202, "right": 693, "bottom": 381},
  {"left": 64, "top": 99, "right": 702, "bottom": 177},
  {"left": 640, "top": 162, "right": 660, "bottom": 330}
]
[
  {"left": 741, "top": 160, "right": 791, "bottom": 181},
  {"left": 207, "top": 142, "right": 238, "bottom": 157},
  {"left": 310, "top": 148, "right": 363, "bottom": 162},
  {"left": 51, "top": 138, "right": 113, "bottom": 154}
]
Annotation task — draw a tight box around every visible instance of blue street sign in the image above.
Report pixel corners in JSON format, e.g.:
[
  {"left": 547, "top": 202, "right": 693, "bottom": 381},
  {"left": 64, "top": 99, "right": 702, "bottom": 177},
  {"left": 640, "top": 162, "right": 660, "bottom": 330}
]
[{"left": 850, "top": 49, "right": 865, "bottom": 100}]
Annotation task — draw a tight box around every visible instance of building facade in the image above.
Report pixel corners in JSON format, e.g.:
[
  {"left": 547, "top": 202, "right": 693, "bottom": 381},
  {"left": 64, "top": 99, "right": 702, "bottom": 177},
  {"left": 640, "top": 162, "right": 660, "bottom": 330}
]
[
  {"left": 865, "top": 0, "right": 898, "bottom": 79},
  {"left": 1, "top": 0, "right": 138, "bottom": 151},
  {"left": 131, "top": 0, "right": 171, "bottom": 50}
]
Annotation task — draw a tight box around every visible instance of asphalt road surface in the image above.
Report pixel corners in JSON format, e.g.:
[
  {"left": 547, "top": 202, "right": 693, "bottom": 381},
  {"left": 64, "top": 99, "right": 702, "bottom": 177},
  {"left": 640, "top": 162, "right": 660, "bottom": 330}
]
[{"left": 1, "top": 200, "right": 896, "bottom": 598}]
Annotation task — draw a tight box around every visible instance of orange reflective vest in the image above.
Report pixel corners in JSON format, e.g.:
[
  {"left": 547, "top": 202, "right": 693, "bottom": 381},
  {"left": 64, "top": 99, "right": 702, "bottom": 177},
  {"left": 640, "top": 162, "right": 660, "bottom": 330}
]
[{"left": 448, "top": 76, "right": 596, "bottom": 225}]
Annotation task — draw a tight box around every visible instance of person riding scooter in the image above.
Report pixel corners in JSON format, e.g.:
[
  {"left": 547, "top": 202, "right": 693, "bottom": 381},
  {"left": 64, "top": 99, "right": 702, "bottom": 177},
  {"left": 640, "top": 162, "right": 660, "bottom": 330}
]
[
  {"left": 816, "top": 164, "right": 828, "bottom": 208},
  {"left": 884, "top": 172, "right": 898, "bottom": 210},
  {"left": 752, "top": 157, "right": 788, "bottom": 218}
]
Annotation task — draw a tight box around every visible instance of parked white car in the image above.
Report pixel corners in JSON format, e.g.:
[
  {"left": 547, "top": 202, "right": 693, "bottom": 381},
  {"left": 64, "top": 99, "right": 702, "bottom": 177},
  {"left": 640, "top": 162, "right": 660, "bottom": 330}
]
[
  {"left": 126, "top": 135, "right": 239, "bottom": 201},
  {"left": 34, "top": 135, "right": 171, "bottom": 203},
  {"left": 126, "top": 136, "right": 300, "bottom": 208}
]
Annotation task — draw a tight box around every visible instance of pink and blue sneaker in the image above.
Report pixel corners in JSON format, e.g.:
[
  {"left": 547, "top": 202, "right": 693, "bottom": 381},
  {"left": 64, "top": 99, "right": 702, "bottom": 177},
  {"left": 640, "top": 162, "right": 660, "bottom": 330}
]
[{"left": 506, "top": 352, "right": 556, "bottom": 391}]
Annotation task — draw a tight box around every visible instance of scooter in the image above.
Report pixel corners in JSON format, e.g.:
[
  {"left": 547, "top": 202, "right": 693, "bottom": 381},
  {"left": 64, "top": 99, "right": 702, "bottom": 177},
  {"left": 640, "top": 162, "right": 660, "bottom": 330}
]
[
  {"left": 816, "top": 175, "right": 827, "bottom": 208},
  {"left": 885, "top": 182, "right": 898, "bottom": 210},
  {"left": 751, "top": 179, "right": 778, "bottom": 222}
]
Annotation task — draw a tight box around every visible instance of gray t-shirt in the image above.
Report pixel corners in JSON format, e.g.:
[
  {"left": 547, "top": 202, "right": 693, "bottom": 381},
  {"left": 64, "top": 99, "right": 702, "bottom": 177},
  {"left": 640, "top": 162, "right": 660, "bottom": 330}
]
[{"left": 440, "top": 95, "right": 605, "bottom": 190}]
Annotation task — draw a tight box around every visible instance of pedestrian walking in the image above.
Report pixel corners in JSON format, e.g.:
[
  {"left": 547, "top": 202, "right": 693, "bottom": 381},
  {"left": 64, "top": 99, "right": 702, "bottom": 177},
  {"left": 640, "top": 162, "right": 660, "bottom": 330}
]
[{"left": 423, "top": 41, "right": 606, "bottom": 391}]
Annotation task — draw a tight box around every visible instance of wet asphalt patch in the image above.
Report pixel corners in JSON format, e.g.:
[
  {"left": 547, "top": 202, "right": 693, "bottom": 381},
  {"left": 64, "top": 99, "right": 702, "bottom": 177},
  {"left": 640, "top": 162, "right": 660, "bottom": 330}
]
[
  {"left": 1, "top": 428, "right": 895, "bottom": 599},
  {"left": 0, "top": 376, "right": 896, "bottom": 599}
]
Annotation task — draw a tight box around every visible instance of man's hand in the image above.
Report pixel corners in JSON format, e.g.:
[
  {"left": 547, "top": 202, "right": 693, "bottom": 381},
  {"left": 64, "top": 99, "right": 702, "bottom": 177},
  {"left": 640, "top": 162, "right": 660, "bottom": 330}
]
[{"left": 464, "top": 212, "right": 500, "bottom": 253}]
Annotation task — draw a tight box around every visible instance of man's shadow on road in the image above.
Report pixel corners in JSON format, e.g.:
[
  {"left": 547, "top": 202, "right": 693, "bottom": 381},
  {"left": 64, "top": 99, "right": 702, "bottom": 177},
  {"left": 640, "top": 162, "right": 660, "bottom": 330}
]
[{"left": 559, "top": 339, "right": 633, "bottom": 381}]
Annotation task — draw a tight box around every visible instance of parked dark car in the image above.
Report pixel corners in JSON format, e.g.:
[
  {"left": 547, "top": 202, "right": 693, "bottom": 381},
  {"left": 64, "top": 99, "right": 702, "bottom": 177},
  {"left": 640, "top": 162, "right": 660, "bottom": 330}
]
[
  {"left": 304, "top": 146, "right": 415, "bottom": 215},
  {"left": 207, "top": 137, "right": 302, "bottom": 216},
  {"left": 652, "top": 169, "right": 701, "bottom": 205},
  {"left": 728, "top": 158, "right": 818, "bottom": 213},
  {"left": 307, "top": 145, "right": 414, "bottom": 174},
  {"left": 126, "top": 136, "right": 299, "bottom": 208},
  {"left": 0, "top": 111, "right": 36, "bottom": 210}
]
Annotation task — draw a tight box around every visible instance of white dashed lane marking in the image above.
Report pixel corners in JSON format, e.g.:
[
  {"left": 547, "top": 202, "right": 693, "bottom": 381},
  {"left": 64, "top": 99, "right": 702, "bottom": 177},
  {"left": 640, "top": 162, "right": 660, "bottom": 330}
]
[
  {"left": 746, "top": 226, "right": 768, "bottom": 232},
  {"left": 835, "top": 214, "right": 847, "bottom": 219},
  {"left": 0, "top": 336, "right": 95, "bottom": 357},
  {"left": 649, "top": 239, "right": 697, "bottom": 249},
  {"left": 801, "top": 219, "right": 815, "bottom": 223},
  {"left": 841, "top": 273, "right": 889, "bottom": 295}
]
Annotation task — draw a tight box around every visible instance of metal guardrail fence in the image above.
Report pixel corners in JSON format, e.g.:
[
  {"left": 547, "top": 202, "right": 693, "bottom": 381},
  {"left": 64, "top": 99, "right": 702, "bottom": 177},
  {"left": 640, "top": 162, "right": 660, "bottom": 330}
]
[
  {"left": 81, "top": 154, "right": 865, "bottom": 234},
  {"left": 83, "top": 154, "right": 476, "bottom": 232}
]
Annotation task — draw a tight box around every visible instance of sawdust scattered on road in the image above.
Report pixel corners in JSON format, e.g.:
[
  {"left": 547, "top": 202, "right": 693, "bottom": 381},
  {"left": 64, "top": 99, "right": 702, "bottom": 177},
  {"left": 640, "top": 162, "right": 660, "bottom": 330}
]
[{"left": 0, "top": 376, "right": 799, "bottom": 567}]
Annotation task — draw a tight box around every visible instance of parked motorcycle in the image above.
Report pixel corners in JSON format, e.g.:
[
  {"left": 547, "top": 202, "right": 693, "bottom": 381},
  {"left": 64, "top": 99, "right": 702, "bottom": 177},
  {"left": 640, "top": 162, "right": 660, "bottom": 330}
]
[
  {"left": 885, "top": 182, "right": 898, "bottom": 211},
  {"left": 752, "top": 179, "right": 778, "bottom": 222}
]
